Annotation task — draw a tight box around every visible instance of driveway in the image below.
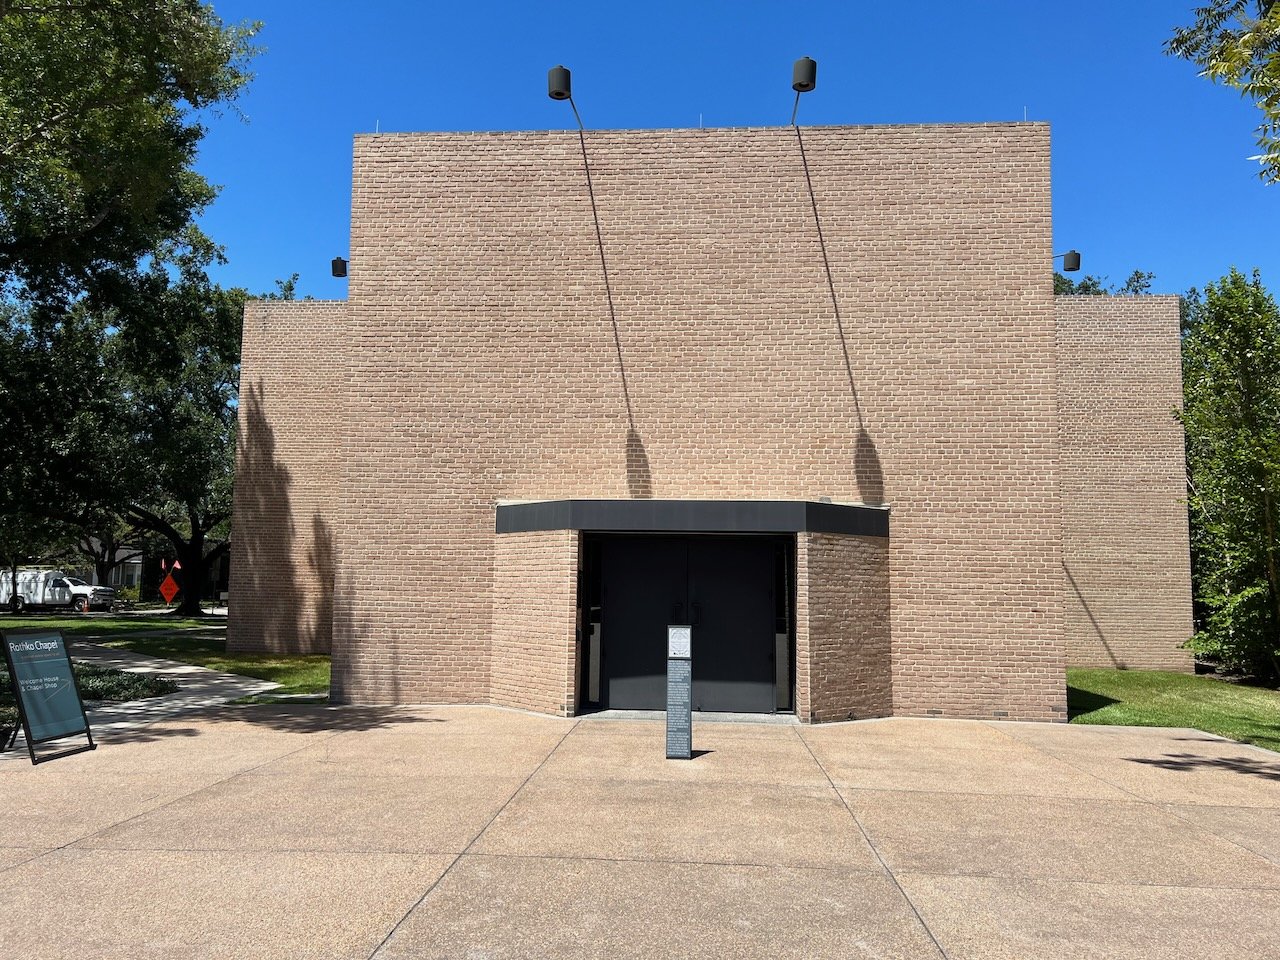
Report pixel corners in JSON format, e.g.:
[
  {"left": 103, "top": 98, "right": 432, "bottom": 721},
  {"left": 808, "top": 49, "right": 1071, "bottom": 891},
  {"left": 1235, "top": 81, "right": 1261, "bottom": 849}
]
[{"left": 1, "top": 707, "right": 1278, "bottom": 959}]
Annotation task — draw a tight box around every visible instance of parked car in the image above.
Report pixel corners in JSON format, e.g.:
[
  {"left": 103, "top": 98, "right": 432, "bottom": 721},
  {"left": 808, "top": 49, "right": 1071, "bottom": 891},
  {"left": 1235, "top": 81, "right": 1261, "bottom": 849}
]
[{"left": 0, "top": 568, "right": 116, "bottom": 612}]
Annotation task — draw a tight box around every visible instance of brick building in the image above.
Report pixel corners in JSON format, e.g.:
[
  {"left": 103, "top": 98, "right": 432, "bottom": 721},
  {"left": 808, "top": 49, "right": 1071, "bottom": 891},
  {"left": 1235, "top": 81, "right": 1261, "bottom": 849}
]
[{"left": 228, "top": 122, "right": 1192, "bottom": 722}]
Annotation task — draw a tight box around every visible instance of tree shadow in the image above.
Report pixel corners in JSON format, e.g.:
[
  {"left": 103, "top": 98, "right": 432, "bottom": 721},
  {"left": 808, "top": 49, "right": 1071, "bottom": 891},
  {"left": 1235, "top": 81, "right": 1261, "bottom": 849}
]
[
  {"left": 307, "top": 515, "right": 334, "bottom": 654},
  {"left": 795, "top": 127, "right": 886, "bottom": 505},
  {"left": 1125, "top": 752, "right": 1280, "bottom": 781},
  {"left": 230, "top": 382, "right": 331, "bottom": 655},
  {"left": 6, "top": 704, "right": 446, "bottom": 751}
]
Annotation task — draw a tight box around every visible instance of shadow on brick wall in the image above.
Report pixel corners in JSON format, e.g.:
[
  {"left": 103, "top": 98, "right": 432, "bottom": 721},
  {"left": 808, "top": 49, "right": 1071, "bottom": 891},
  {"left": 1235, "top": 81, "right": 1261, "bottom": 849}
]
[
  {"left": 795, "top": 127, "right": 886, "bottom": 507},
  {"left": 233, "top": 381, "right": 333, "bottom": 654},
  {"left": 576, "top": 127, "right": 656, "bottom": 501},
  {"left": 1064, "top": 561, "right": 1122, "bottom": 668},
  {"left": 855, "top": 428, "right": 884, "bottom": 506},
  {"left": 308, "top": 514, "right": 334, "bottom": 650},
  {"left": 625, "top": 426, "right": 652, "bottom": 498}
]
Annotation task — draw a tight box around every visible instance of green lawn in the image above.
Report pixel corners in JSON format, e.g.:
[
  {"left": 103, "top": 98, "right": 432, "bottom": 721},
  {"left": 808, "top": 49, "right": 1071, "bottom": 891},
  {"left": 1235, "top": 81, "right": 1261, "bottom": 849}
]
[
  {"left": 1, "top": 615, "right": 329, "bottom": 699},
  {"left": 1069, "top": 668, "right": 1280, "bottom": 753},
  {"left": 98, "top": 633, "right": 330, "bottom": 698},
  {"left": 1, "top": 615, "right": 216, "bottom": 636}
]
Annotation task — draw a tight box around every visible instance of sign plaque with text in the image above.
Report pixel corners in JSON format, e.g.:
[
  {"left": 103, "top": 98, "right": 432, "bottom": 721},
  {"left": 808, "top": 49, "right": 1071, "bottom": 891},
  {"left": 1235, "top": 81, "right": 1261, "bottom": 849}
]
[
  {"left": 2, "top": 629, "right": 96, "bottom": 764},
  {"left": 666, "top": 625, "right": 693, "bottom": 760}
]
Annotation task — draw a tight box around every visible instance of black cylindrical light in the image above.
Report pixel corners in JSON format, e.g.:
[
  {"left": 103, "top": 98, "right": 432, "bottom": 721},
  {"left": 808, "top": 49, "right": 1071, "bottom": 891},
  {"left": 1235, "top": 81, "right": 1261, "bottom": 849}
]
[
  {"left": 548, "top": 65, "right": 571, "bottom": 101},
  {"left": 331, "top": 257, "right": 348, "bottom": 278},
  {"left": 793, "top": 57, "right": 817, "bottom": 93},
  {"left": 1063, "top": 250, "right": 1081, "bottom": 272}
]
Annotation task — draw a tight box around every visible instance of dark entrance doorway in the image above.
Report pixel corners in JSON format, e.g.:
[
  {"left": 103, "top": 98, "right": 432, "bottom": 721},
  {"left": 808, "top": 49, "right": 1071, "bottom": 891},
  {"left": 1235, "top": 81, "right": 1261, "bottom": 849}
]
[{"left": 580, "top": 534, "right": 794, "bottom": 714}]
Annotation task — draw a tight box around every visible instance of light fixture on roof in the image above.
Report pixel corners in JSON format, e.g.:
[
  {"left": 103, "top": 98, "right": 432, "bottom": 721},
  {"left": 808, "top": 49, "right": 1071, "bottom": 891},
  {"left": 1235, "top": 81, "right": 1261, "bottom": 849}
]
[
  {"left": 331, "top": 257, "right": 348, "bottom": 278},
  {"left": 1054, "top": 250, "right": 1082, "bottom": 272},
  {"left": 548, "top": 64, "right": 584, "bottom": 130},
  {"left": 791, "top": 57, "right": 817, "bottom": 126}
]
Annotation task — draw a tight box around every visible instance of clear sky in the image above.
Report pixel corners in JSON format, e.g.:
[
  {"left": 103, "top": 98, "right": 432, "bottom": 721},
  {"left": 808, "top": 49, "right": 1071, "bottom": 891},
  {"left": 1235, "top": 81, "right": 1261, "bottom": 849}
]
[{"left": 195, "top": 0, "right": 1279, "bottom": 300}]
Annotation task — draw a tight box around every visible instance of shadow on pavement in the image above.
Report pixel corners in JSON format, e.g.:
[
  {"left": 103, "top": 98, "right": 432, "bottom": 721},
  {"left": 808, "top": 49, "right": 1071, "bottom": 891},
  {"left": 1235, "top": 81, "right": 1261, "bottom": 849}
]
[
  {"left": 6, "top": 705, "right": 446, "bottom": 754},
  {"left": 1126, "top": 752, "right": 1280, "bottom": 781}
]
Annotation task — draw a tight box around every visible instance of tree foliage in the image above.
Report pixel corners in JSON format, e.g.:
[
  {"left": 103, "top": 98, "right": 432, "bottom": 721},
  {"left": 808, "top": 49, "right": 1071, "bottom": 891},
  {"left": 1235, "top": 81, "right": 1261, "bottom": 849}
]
[
  {"left": 1054, "top": 269, "right": 1156, "bottom": 296},
  {"left": 0, "top": 0, "right": 259, "bottom": 302},
  {"left": 1167, "top": 1, "right": 1280, "bottom": 183},
  {"left": 103, "top": 235, "right": 245, "bottom": 613},
  {"left": 1181, "top": 268, "right": 1280, "bottom": 677},
  {"left": 0, "top": 298, "right": 118, "bottom": 600}
]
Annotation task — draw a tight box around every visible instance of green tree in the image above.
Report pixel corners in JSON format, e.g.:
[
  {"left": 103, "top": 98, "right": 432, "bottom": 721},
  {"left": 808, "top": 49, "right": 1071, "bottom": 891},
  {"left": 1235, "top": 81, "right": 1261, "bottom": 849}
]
[
  {"left": 0, "top": 0, "right": 258, "bottom": 302},
  {"left": 1181, "top": 268, "right": 1280, "bottom": 677},
  {"left": 0, "top": 300, "right": 118, "bottom": 605},
  {"left": 71, "top": 515, "right": 146, "bottom": 589},
  {"left": 106, "top": 237, "right": 245, "bottom": 615},
  {"left": 1054, "top": 269, "right": 1155, "bottom": 295},
  {"left": 1167, "top": 1, "right": 1280, "bottom": 183}
]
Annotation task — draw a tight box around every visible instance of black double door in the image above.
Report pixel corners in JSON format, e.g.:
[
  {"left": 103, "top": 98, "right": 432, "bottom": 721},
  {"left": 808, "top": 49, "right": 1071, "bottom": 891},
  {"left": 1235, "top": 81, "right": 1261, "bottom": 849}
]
[{"left": 598, "top": 535, "right": 781, "bottom": 713}]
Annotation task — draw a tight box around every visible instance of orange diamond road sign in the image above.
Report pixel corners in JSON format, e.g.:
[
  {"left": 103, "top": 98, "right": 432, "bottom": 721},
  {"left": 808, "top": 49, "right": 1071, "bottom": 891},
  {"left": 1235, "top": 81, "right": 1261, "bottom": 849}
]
[{"left": 159, "top": 572, "right": 179, "bottom": 605}]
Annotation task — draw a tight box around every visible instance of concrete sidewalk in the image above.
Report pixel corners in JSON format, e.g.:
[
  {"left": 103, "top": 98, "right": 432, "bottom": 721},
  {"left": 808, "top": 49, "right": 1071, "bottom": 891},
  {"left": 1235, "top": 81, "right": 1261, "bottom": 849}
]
[
  {"left": 3, "top": 641, "right": 278, "bottom": 754},
  {"left": 1, "top": 708, "right": 1278, "bottom": 959}
]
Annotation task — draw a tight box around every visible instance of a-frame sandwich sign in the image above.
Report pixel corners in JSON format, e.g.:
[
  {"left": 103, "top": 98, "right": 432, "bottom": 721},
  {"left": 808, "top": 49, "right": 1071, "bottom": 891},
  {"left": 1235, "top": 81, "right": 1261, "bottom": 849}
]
[{"left": 2, "top": 629, "right": 96, "bottom": 764}]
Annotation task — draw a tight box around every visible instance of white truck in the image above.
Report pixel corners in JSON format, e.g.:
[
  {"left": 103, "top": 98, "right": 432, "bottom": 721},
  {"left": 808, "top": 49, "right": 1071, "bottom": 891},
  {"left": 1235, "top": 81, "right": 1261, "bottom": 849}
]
[{"left": 0, "top": 568, "right": 117, "bottom": 612}]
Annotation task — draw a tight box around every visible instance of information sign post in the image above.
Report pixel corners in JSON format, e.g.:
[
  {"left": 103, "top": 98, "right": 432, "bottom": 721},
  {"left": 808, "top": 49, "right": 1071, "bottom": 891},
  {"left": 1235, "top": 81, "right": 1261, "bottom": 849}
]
[
  {"left": 1, "top": 629, "right": 96, "bottom": 764},
  {"left": 666, "top": 624, "right": 693, "bottom": 760}
]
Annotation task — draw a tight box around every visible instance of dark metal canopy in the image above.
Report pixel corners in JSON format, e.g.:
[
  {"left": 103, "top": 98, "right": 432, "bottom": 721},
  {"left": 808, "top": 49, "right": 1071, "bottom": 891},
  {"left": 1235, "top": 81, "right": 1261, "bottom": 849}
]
[{"left": 496, "top": 499, "right": 889, "bottom": 538}]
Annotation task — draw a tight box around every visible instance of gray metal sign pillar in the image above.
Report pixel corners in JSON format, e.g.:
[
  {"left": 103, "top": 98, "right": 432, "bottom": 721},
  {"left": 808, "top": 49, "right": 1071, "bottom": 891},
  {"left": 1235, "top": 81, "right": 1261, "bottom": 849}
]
[{"left": 666, "top": 625, "right": 693, "bottom": 759}]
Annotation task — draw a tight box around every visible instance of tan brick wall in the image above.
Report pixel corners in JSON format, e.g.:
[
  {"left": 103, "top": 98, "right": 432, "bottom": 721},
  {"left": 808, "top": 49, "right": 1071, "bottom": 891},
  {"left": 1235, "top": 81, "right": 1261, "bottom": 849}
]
[
  {"left": 490, "top": 529, "right": 579, "bottom": 715},
  {"left": 1056, "top": 296, "right": 1193, "bottom": 671},
  {"left": 331, "top": 123, "right": 1063, "bottom": 719},
  {"left": 228, "top": 300, "right": 345, "bottom": 654},
  {"left": 797, "top": 533, "right": 892, "bottom": 722}
]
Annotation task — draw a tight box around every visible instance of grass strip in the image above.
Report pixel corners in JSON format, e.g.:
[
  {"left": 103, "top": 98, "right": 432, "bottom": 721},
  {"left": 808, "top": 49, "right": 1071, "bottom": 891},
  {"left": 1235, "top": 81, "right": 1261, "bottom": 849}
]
[{"left": 1068, "top": 667, "right": 1280, "bottom": 753}]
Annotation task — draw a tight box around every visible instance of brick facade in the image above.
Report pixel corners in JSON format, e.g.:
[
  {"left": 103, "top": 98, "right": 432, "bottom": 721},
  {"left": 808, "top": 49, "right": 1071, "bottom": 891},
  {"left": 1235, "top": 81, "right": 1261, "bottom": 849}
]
[
  {"left": 230, "top": 123, "right": 1191, "bottom": 720},
  {"left": 1056, "top": 296, "right": 1193, "bottom": 670},
  {"left": 490, "top": 529, "right": 580, "bottom": 715},
  {"left": 797, "top": 533, "right": 891, "bottom": 722},
  {"left": 228, "top": 300, "right": 344, "bottom": 655}
]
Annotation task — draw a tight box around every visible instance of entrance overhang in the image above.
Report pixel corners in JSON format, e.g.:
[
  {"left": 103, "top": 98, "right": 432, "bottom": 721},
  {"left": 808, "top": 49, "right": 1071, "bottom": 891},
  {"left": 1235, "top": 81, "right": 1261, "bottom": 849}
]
[{"left": 495, "top": 499, "right": 889, "bottom": 538}]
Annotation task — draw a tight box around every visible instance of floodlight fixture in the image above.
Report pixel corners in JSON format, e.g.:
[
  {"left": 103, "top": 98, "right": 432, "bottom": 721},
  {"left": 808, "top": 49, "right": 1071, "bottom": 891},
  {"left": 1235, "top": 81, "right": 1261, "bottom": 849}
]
[
  {"left": 791, "top": 57, "right": 817, "bottom": 125},
  {"left": 548, "top": 64, "right": 583, "bottom": 130},
  {"left": 1054, "top": 250, "right": 1081, "bottom": 272}
]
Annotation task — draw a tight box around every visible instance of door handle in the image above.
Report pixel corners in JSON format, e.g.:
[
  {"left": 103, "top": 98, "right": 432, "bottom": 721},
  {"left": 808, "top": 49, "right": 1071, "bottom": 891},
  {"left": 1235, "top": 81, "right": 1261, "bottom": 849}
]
[
  {"left": 690, "top": 602, "right": 701, "bottom": 627},
  {"left": 671, "top": 601, "right": 684, "bottom": 623}
]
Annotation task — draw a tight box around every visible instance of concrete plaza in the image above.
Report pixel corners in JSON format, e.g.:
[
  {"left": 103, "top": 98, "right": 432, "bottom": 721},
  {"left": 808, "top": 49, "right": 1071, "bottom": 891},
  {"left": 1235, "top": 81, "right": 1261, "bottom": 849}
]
[{"left": 2, "top": 707, "right": 1278, "bottom": 959}]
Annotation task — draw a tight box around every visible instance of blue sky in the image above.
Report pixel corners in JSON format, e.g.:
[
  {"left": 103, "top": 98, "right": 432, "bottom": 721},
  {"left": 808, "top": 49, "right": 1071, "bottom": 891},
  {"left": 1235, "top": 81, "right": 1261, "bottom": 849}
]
[{"left": 196, "top": 1, "right": 1278, "bottom": 299}]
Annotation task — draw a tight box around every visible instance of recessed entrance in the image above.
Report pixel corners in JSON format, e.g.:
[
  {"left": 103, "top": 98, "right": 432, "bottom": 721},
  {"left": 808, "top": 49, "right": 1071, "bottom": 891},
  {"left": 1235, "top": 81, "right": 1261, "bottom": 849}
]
[{"left": 579, "top": 533, "right": 794, "bottom": 714}]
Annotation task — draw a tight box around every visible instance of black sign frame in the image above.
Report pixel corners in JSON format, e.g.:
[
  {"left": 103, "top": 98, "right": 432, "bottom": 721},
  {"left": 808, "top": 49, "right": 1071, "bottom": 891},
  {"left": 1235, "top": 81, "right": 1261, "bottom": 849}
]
[{"left": 1, "top": 628, "right": 96, "bottom": 765}]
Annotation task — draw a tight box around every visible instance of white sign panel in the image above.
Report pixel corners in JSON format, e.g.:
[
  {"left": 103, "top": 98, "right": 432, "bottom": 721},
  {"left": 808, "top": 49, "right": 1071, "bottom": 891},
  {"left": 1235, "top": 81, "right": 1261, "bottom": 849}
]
[{"left": 667, "top": 625, "right": 692, "bottom": 659}]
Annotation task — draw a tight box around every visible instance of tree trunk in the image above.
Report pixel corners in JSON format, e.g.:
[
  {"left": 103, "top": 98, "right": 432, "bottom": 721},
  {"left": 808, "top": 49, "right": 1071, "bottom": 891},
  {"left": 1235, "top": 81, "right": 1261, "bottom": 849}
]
[{"left": 174, "top": 532, "right": 205, "bottom": 617}]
